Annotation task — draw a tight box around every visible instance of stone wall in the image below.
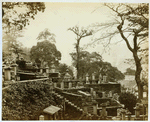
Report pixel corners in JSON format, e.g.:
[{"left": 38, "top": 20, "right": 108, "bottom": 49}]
[
  {"left": 85, "top": 83, "right": 121, "bottom": 94},
  {"left": 17, "top": 72, "right": 47, "bottom": 81}
]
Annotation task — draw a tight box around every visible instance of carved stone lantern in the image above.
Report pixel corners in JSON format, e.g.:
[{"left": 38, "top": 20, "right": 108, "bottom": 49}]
[
  {"left": 100, "top": 103, "right": 107, "bottom": 120},
  {"left": 134, "top": 104, "right": 141, "bottom": 120}
]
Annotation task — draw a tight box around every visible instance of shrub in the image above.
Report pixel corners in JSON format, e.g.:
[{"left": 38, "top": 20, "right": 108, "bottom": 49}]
[
  {"left": 2, "top": 81, "right": 55, "bottom": 120},
  {"left": 119, "top": 92, "right": 137, "bottom": 114}
]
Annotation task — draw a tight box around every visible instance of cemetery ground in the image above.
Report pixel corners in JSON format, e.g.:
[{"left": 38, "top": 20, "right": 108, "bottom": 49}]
[{"left": 2, "top": 60, "right": 148, "bottom": 120}]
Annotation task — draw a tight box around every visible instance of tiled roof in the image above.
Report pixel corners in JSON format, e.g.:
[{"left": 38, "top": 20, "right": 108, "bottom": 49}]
[{"left": 43, "top": 105, "right": 61, "bottom": 115}]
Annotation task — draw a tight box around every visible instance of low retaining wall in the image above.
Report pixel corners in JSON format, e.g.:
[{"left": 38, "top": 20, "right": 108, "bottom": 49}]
[{"left": 3, "top": 78, "right": 50, "bottom": 92}]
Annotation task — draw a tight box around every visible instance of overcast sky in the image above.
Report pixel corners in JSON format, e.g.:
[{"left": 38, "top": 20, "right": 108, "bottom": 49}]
[{"left": 16, "top": 2, "right": 135, "bottom": 72}]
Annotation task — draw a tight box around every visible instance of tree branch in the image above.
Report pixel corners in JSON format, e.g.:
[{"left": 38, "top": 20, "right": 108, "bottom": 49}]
[{"left": 117, "top": 17, "right": 133, "bottom": 52}]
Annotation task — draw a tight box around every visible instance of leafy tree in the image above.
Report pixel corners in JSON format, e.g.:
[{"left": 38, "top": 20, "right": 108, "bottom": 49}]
[
  {"left": 104, "top": 62, "right": 125, "bottom": 82},
  {"left": 2, "top": 34, "right": 26, "bottom": 63},
  {"left": 70, "top": 51, "right": 124, "bottom": 81},
  {"left": 70, "top": 51, "right": 102, "bottom": 79},
  {"left": 91, "top": 3, "right": 149, "bottom": 100},
  {"left": 21, "top": 47, "right": 31, "bottom": 61},
  {"left": 119, "top": 92, "right": 137, "bottom": 114},
  {"left": 2, "top": 2, "right": 45, "bottom": 31},
  {"left": 30, "top": 40, "right": 61, "bottom": 68},
  {"left": 10, "top": 41, "right": 25, "bottom": 59},
  {"left": 68, "top": 26, "right": 93, "bottom": 79},
  {"left": 30, "top": 29, "right": 61, "bottom": 67},
  {"left": 37, "top": 28, "right": 56, "bottom": 43},
  {"left": 124, "top": 68, "right": 136, "bottom": 75},
  {"left": 57, "top": 63, "right": 74, "bottom": 78}
]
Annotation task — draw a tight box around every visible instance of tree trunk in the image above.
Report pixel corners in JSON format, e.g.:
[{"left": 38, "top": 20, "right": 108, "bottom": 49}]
[
  {"left": 133, "top": 51, "right": 143, "bottom": 100},
  {"left": 138, "top": 84, "right": 143, "bottom": 100},
  {"left": 76, "top": 40, "right": 80, "bottom": 79},
  {"left": 117, "top": 21, "right": 144, "bottom": 101}
]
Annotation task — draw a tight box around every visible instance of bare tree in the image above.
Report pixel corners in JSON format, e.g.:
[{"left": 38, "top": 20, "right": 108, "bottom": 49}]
[
  {"left": 68, "top": 26, "right": 93, "bottom": 79},
  {"left": 91, "top": 3, "right": 149, "bottom": 100}
]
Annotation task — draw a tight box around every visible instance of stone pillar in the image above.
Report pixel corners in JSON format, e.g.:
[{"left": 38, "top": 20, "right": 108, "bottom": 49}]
[
  {"left": 127, "top": 111, "right": 132, "bottom": 120},
  {"left": 100, "top": 103, "right": 107, "bottom": 120},
  {"left": 54, "top": 113, "right": 57, "bottom": 120},
  {"left": 40, "top": 68, "right": 43, "bottom": 74},
  {"left": 39, "top": 115, "right": 44, "bottom": 120},
  {"left": 121, "top": 109, "right": 126, "bottom": 120},
  {"left": 134, "top": 106, "right": 141, "bottom": 120},
  {"left": 46, "top": 66, "right": 49, "bottom": 73},
  {"left": 103, "top": 76, "right": 107, "bottom": 83},
  {"left": 99, "top": 74, "right": 102, "bottom": 84},
  {"left": 144, "top": 103, "right": 148, "bottom": 117},
  {"left": 116, "top": 109, "right": 122, "bottom": 120},
  {"left": 51, "top": 64, "right": 55, "bottom": 73},
  {"left": 117, "top": 109, "right": 121, "bottom": 116},
  {"left": 109, "top": 91, "right": 112, "bottom": 97},
  {"left": 4, "top": 67, "right": 12, "bottom": 81},
  {"left": 11, "top": 64, "right": 18, "bottom": 76},
  {"left": 93, "top": 91, "right": 96, "bottom": 99},
  {"left": 92, "top": 73, "right": 95, "bottom": 80},
  {"left": 16, "top": 74, "right": 20, "bottom": 81},
  {"left": 90, "top": 88, "right": 93, "bottom": 95},
  {"left": 60, "top": 109, "right": 63, "bottom": 120},
  {"left": 68, "top": 82, "right": 72, "bottom": 89},
  {"left": 83, "top": 106, "right": 88, "bottom": 113},
  {"left": 86, "top": 73, "right": 90, "bottom": 84},
  {"left": 61, "top": 81, "right": 64, "bottom": 89},
  {"left": 11, "top": 71, "right": 15, "bottom": 80},
  {"left": 54, "top": 82, "right": 57, "bottom": 88},
  {"left": 102, "top": 92, "right": 105, "bottom": 98},
  {"left": 93, "top": 105, "right": 97, "bottom": 115}
]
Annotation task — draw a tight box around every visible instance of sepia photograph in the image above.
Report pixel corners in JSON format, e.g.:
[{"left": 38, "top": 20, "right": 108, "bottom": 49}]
[{"left": 1, "top": 0, "right": 149, "bottom": 120}]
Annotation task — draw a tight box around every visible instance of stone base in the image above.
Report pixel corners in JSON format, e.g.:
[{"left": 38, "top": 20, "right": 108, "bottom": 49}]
[{"left": 134, "top": 117, "right": 142, "bottom": 120}]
